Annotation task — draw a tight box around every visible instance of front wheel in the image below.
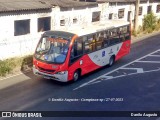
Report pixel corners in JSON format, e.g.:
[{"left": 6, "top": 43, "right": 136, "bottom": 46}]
[
  {"left": 73, "top": 70, "right": 80, "bottom": 81},
  {"left": 108, "top": 55, "right": 115, "bottom": 67}
]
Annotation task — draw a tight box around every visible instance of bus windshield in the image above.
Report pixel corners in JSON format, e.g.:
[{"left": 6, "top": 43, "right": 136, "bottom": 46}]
[{"left": 35, "top": 36, "right": 70, "bottom": 64}]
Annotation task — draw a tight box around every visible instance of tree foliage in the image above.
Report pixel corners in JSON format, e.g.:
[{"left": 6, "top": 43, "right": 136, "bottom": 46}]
[{"left": 143, "top": 12, "right": 157, "bottom": 32}]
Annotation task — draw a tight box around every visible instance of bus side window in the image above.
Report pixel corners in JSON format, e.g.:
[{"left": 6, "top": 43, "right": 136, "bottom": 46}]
[
  {"left": 103, "top": 30, "right": 110, "bottom": 47},
  {"left": 125, "top": 25, "right": 130, "bottom": 40},
  {"left": 70, "top": 37, "right": 83, "bottom": 63},
  {"left": 113, "top": 28, "right": 120, "bottom": 44},
  {"left": 108, "top": 28, "right": 120, "bottom": 46},
  {"left": 108, "top": 29, "right": 114, "bottom": 45},
  {"left": 96, "top": 32, "right": 104, "bottom": 50},
  {"left": 119, "top": 26, "right": 130, "bottom": 41},
  {"left": 84, "top": 34, "right": 96, "bottom": 53},
  {"left": 119, "top": 27, "right": 125, "bottom": 42},
  {"left": 74, "top": 38, "right": 83, "bottom": 56},
  {"left": 84, "top": 36, "right": 91, "bottom": 53}
]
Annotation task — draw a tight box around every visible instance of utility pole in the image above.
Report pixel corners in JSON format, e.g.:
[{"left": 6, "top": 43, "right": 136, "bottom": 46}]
[{"left": 134, "top": 0, "right": 140, "bottom": 32}]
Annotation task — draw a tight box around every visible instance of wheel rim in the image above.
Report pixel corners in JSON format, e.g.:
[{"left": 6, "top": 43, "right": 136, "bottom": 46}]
[
  {"left": 74, "top": 72, "right": 79, "bottom": 81},
  {"left": 109, "top": 56, "right": 114, "bottom": 66}
]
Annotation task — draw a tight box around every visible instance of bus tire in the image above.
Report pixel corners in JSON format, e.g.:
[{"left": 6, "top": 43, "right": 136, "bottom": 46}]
[
  {"left": 73, "top": 70, "right": 80, "bottom": 81},
  {"left": 108, "top": 55, "right": 115, "bottom": 67}
]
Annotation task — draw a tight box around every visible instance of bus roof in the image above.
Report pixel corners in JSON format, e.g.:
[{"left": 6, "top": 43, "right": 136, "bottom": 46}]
[{"left": 57, "top": 20, "right": 130, "bottom": 37}]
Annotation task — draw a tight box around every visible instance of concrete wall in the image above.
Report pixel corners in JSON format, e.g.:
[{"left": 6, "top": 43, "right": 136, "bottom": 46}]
[
  {"left": 136, "top": 1, "right": 160, "bottom": 27},
  {"left": 0, "top": 1, "right": 160, "bottom": 60},
  {"left": 52, "top": 6, "right": 99, "bottom": 29},
  {"left": 0, "top": 6, "right": 100, "bottom": 60},
  {"left": 0, "top": 11, "right": 52, "bottom": 60},
  {"left": 107, "top": 1, "right": 160, "bottom": 28}
]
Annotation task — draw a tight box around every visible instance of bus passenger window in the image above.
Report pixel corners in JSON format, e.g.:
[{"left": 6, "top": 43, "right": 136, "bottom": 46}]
[
  {"left": 104, "top": 39, "right": 109, "bottom": 47},
  {"left": 88, "top": 36, "right": 94, "bottom": 43},
  {"left": 96, "top": 32, "right": 103, "bottom": 50},
  {"left": 74, "top": 38, "right": 83, "bottom": 56},
  {"left": 103, "top": 31, "right": 109, "bottom": 47},
  {"left": 122, "top": 26, "right": 128, "bottom": 33},
  {"left": 97, "top": 32, "right": 104, "bottom": 41},
  {"left": 109, "top": 28, "right": 120, "bottom": 45},
  {"left": 85, "top": 45, "right": 91, "bottom": 53},
  {"left": 91, "top": 34, "right": 96, "bottom": 52},
  {"left": 84, "top": 34, "right": 96, "bottom": 53},
  {"left": 96, "top": 41, "right": 102, "bottom": 50},
  {"left": 119, "top": 26, "right": 130, "bottom": 41},
  {"left": 70, "top": 38, "right": 83, "bottom": 63},
  {"left": 104, "top": 31, "right": 109, "bottom": 39},
  {"left": 85, "top": 38, "right": 90, "bottom": 53},
  {"left": 70, "top": 48, "right": 74, "bottom": 59},
  {"left": 125, "top": 25, "right": 130, "bottom": 40},
  {"left": 110, "top": 29, "right": 117, "bottom": 37}
]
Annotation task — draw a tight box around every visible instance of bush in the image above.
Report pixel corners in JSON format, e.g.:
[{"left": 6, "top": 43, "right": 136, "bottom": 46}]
[
  {"left": 146, "top": 27, "right": 153, "bottom": 33},
  {"left": 137, "top": 26, "right": 143, "bottom": 34},
  {"left": 132, "top": 29, "right": 137, "bottom": 37},
  {"left": 143, "top": 12, "right": 157, "bottom": 32},
  {"left": 157, "top": 18, "right": 160, "bottom": 24},
  {"left": 0, "top": 55, "right": 33, "bottom": 77},
  {"left": 21, "top": 55, "right": 33, "bottom": 71},
  {"left": 0, "top": 60, "right": 12, "bottom": 76},
  {"left": 155, "top": 18, "right": 160, "bottom": 31},
  {"left": 155, "top": 23, "right": 160, "bottom": 31}
]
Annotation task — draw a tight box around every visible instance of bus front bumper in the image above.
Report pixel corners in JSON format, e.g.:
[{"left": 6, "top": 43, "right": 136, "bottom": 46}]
[{"left": 33, "top": 67, "right": 68, "bottom": 82}]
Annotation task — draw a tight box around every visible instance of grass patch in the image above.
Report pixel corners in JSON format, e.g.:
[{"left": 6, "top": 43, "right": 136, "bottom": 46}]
[
  {"left": 0, "top": 55, "right": 33, "bottom": 77},
  {"left": 21, "top": 55, "right": 33, "bottom": 71},
  {"left": 155, "top": 20, "right": 160, "bottom": 31},
  {"left": 132, "top": 29, "right": 137, "bottom": 37},
  {"left": 0, "top": 60, "right": 12, "bottom": 76}
]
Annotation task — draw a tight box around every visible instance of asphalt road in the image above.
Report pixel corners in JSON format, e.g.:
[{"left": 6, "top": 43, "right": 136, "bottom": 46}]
[{"left": 0, "top": 33, "right": 160, "bottom": 120}]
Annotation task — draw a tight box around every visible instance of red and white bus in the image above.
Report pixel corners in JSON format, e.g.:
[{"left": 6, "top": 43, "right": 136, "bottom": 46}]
[{"left": 33, "top": 20, "right": 131, "bottom": 82}]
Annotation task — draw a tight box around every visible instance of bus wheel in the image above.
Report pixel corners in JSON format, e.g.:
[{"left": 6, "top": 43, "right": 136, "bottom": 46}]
[
  {"left": 73, "top": 70, "right": 80, "bottom": 81},
  {"left": 109, "top": 55, "right": 115, "bottom": 67}
]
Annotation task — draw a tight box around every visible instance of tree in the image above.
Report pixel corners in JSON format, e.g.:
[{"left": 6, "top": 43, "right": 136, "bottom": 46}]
[{"left": 134, "top": 0, "right": 140, "bottom": 32}]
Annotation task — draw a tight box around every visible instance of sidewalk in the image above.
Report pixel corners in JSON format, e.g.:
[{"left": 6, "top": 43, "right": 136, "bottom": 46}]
[{"left": 131, "top": 30, "right": 160, "bottom": 44}]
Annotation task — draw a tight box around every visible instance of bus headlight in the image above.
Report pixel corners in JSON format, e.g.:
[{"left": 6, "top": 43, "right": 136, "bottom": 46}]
[{"left": 56, "top": 71, "right": 67, "bottom": 75}]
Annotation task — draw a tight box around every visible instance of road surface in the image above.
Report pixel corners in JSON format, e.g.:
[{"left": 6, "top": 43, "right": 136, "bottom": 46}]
[{"left": 0, "top": 33, "right": 160, "bottom": 120}]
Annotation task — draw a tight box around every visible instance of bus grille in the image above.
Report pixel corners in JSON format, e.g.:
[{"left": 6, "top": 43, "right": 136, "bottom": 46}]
[{"left": 38, "top": 66, "right": 55, "bottom": 73}]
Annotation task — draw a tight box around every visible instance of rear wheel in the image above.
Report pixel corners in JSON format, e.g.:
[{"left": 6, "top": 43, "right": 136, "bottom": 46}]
[
  {"left": 73, "top": 70, "right": 80, "bottom": 81},
  {"left": 108, "top": 55, "right": 115, "bottom": 67}
]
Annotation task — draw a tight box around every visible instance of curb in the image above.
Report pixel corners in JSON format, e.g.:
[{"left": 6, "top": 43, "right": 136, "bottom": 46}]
[
  {"left": 131, "top": 31, "right": 160, "bottom": 44},
  {"left": 0, "top": 68, "right": 32, "bottom": 81}
]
